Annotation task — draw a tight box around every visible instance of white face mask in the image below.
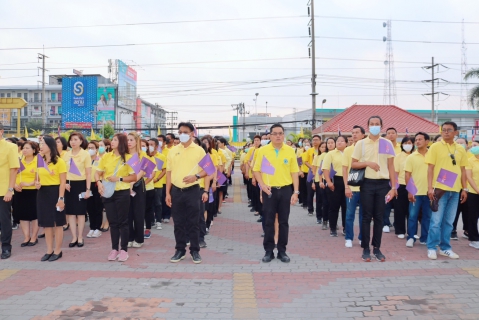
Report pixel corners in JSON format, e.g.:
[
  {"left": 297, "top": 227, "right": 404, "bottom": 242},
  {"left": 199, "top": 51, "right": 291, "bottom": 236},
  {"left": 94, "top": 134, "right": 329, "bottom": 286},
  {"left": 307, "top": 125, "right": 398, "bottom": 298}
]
[
  {"left": 304, "top": 145, "right": 311, "bottom": 151},
  {"left": 261, "top": 140, "right": 268, "bottom": 146},
  {"left": 403, "top": 144, "right": 413, "bottom": 153},
  {"left": 158, "top": 141, "right": 163, "bottom": 147},
  {"left": 88, "top": 149, "right": 96, "bottom": 156},
  {"left": 148, "top": 146, "right": 155, "bottom": 153},
  {"left": 179, "top": 133, "right": 191, "bottom": 143},
  {"left": 141, "top": 147, "right": 147, "bottom": 152}
]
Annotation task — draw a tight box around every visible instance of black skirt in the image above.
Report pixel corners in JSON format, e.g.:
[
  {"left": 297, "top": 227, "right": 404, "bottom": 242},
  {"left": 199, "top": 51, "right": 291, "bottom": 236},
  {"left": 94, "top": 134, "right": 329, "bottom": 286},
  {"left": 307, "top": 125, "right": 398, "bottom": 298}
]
[
  {"left": 65, "top": 180, "right": 87, "bottom": 216},
  {"left": 14, "top": 189, "right": 38, "bottom": 221},
  {"left": 37, "top": 185, "right": 66, "bottom": 227}
]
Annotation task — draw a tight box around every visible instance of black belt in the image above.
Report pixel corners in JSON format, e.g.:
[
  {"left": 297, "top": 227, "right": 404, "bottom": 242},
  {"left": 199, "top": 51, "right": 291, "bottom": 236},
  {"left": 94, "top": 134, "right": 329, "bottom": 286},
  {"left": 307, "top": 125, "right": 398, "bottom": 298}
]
[
  {"left": 172, "top": 184, "right": 199, "bottom": 192},
  {"left": 269, "top": 185, "right": 292, "bottom": 190}
]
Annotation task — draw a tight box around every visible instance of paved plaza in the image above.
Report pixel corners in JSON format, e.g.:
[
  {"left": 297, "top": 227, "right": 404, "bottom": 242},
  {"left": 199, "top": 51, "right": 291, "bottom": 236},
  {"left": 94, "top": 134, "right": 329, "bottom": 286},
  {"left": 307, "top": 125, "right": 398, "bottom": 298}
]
[{"left": 1, "top": 171, "right": 479, "bottom": 319}]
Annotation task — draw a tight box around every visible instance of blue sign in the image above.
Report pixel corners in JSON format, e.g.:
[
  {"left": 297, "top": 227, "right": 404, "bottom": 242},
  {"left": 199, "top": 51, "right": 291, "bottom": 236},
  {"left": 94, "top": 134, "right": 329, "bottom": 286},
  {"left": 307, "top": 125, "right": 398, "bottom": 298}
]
[{"left": 61, "top": 77, "right": 98, "bottom": 129}]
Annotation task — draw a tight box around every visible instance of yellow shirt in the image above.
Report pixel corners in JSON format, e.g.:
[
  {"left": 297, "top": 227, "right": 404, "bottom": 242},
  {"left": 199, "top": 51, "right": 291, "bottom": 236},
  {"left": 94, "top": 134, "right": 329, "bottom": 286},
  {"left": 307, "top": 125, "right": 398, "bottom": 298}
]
[
  {"left": 97, "top": 153, "right": 135, "bottom": 191},
  {"left": 38, "top": 157, "right": 67, "bottom": 186},
  {"left": 394, "top": 143, "right": 401, "bottom": 155},
  {"left": 342, "top": 145, "right": 359, "bottom": 192},
  {"left": 152, "top": 152, "right": 167, "bottom": 188},
  {"left": 301, "top": 149, "right": 310, "bottom": 173},
  {"left": 467, "top": 151, "right": 475, "bottom": 159},
  {"left": 394, "top": 152, "right": 410, "bottom": 185},
  {"left": 296, "top": 148, "right": 304, "bottom": 157},
  {"left": 0, "top": 139, "right": 20, "bottom": 196},
  {"left": 60, "top": 150, "right": 67, "bottom": 158},
  {"left": 220, "top": 148, "right": 233, "bottom": 173},
  {"left": 253, "top": 143, "right": 299, "bottom": 187},
  {"left": 63, "top": 149, "right": 92, "bottom": 181},
  {"left": 322, "top": 149, "right": 344, "bottom": 177},
  {"left": 244, "top": 147, "right": 256, "bottom": 177},
  {"left": 90, "top": 156, "right": 100, "bottom": 182},
  {"left": 166, "top": 142, "right": 206, "bottom": 189},
  {"left": 240, "top": 152, "right": 246, "bottom": 165},
  {"left": 466, "top": 156, "right": 479, "bottom": 194},
  {"left": 352, "top": 137, "right": 394, "bottom": 180},
  {"left": 16, "top": 157, "right": 37, "bottom": 190},
  {"left": 160, "top": 147, "right": 171, "bottom": 185},
  {"left": 313, "top": 153, "right": 327, "bottom": 183},
  {"left": 404, "top": 150, "right": 429, "bottom": 196},
  {"left": 217, "top": 149, "right": 226, "bottom": 168},
  {"left": 425, "top": 140, "right": 468, "bottom": 192}
]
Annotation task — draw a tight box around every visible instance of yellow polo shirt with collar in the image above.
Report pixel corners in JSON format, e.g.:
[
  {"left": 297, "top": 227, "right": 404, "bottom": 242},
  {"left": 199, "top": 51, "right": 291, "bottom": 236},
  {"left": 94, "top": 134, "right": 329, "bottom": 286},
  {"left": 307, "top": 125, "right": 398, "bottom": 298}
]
[
  {"left": 153, "top": 152, "right": 167, "bottom": 189},
  {"left": 166, "top": 142, "right": 206, "bottom": 189},
  {"left": 342, "top": 145, "right": 359, "bottom": 192},
  {"left": 253, "top": 143, "right": 299, "bottom": 187},
  {"left": 322, "top": 149, "right": 344, "bottom": 177},
  {"left": 63, "top": 149, "right": 92, "bottom": 181},
  {"left": 301, "top": 149, "right": 310, "bottom": 173},
  {"left": 394, "top": 151, "right": 410, "bottom": 185},
  {"left": 38, "top": 157, "right": 67, "bottom": 186},
  {"left": 313, "top": 153, "right": 327, "bottom": 183},
  {"left": 394, "top": 143, "right": 401, "bottom": 156},
  {"left": 97, "top": 153, "right": 135, "bottom": 191},
  {"left": 466, "top": 156, "right": 479, "bottom": 194},
  {"left": 404, "top": 150, "right": 429, "bottom": 196},
  {"left": 16, "top": 157, "right": 37, "bottom": 190},
  {"left": 351, "top": 136, "right": 395, "bottom": 180},
  {"left": 160, "top": 146, "right": 171, "bottom": 185},
  {"left": 425, "top": 140, "right": 468, "bottom": 192}
]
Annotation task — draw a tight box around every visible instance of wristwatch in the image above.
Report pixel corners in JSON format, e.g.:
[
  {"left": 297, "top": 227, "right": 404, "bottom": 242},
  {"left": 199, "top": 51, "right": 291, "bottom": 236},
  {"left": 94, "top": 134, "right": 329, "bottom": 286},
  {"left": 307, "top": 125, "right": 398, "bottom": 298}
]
[
  {"left": 294, "top": 191, "right": 300, "bottom": 195},
  {"left": 58, "top": 197, "right": 64, "bottom": 201},
  {"left": 203, "top": 191, "right": 209, "bottom": 194},
  {"left": 195, "top": 174, "right": 201, "bottom": 180},
  {"left": 7, "top": 188, "right": 14, "bottom": 192},
  {"left": 119, "top": 177, "right": 123, "bottom": 182},
  {"left": 463, "top": 188, "right": 469, "bottom": 192}
]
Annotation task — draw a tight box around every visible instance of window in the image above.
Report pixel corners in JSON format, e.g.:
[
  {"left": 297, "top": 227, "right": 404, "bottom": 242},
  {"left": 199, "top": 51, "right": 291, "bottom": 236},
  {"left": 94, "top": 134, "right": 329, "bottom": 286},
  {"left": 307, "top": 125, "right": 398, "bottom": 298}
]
[
  {"left": 6, "top": 93, "right": 11, "bottom": 97},
  {"left": 17, "top": 93, "right": 21, "bottom": 98},
  {"left": 0, "top": 93, "right": 4, "bottom": 97},
  {"left": 58, "top": 93, "right": 62, "bottom": 102},
  {"left": 51, "top": 93, "right": 56, "bottom": 101},
  {"left": 34, "top": 93, "right": 39, "bottom": 102},
  {"left": 24, "top": 93, "right": 28, "bottom": 100},
  {"left": 23, "top": 107, "right": 28, "bottom": 117}
]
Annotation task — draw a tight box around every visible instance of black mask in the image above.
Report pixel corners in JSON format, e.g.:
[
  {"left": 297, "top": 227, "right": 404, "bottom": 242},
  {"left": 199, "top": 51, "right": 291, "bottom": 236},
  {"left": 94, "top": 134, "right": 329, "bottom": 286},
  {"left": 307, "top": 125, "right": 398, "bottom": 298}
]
[{"left": 165, "top": 138, "right": 171, "bottom": 144}]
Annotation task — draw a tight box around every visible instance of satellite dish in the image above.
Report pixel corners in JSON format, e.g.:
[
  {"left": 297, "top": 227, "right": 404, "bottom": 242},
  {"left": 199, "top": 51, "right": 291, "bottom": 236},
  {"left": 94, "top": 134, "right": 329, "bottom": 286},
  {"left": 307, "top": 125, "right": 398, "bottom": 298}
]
[
  {"left": 383, "top": 22, "right": 387, "bottom": 27},
  {"left": 383, "top": 36, "right": 387, "bottom": 42},
  {"left": 384, "top": 61, "right": 389, "bottom": 65}
]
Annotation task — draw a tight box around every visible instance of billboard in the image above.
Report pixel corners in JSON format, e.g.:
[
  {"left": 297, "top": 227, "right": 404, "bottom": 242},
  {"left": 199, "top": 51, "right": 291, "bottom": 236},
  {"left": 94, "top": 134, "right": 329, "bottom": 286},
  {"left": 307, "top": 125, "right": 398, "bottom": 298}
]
[
  {"left": 61, "top": 77, "right": 97, "bottom": 129},
  {"left": 117, "top": 60, "right": 137, "bottom": 112},
  {"left": 0, "top": 109, "right": 11, "bottom": 128},
  {"left": 97, "top": 87, "right": 115, "bottom": 127}
]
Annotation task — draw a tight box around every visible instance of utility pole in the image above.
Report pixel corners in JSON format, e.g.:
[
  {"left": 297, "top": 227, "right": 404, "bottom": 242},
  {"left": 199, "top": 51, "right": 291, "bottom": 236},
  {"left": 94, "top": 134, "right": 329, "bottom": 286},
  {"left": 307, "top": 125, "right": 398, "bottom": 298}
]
[
  {"left": 422, "top": 57, "right": 449, "bottom": 123},
  {"left": 38, "top": 53, "right": 48, "bottom": 130},
  {"left": 307, "top": 0, "right": 317, "bottom": 130}
]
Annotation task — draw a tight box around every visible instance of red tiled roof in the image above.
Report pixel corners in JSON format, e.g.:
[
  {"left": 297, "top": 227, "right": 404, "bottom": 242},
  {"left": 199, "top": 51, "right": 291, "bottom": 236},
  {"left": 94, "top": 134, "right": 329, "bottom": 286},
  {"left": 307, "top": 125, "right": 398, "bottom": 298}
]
[{"left": 312, "top": 105, "right": 439, "bottom": 135}]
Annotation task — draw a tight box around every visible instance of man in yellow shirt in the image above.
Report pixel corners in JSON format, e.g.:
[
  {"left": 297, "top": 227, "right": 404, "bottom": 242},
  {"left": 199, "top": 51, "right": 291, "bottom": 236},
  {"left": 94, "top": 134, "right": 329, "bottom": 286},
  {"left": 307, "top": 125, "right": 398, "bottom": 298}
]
[
  {"left": 452, "top": 137, "right": 470, "bottom": 240},
  {"left": 386, "top": 127, "right": 401, "bottom": 155},
  {"left": 465, "top": 144, "right": 479, "bottom": 248},
  {"left": 425, "top": 121, "right": 468, "bottom": 260},
  {"left": 245, "top": 136, "right": 261, "bottom": 214},
  {"left": 383, "top": 127, "right": 400, "bottom": 232},
  {"left": 159, "top": 134, "right": 173, "bottom": 223},
  {"left": 404, "top": 132, "right": 431, "bottom": 248},
  {"left": 0, "top": 124, "right": 19, "bottom": 259},
  {"left": 305, "top": 135, "right": 321, "bottom": 215},
  {"left": 166, "top": 122, "right": 208, "bottom": 264},
  {"left": 253, "top": 124, "right": 299, "bottom": 263},
  {"left": 351, "top": 116, "right": 397, "bottom": 262}
]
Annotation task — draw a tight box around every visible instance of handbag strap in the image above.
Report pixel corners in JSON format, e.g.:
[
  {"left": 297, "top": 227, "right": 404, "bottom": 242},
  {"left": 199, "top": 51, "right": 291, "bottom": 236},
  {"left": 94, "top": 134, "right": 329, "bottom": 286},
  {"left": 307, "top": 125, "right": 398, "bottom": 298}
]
[
  {"left": 111, "top": 159, "right": 123, "bottom": 177},
  {"left": 361, "top": 139, "right": 365, "bottom": 162}
]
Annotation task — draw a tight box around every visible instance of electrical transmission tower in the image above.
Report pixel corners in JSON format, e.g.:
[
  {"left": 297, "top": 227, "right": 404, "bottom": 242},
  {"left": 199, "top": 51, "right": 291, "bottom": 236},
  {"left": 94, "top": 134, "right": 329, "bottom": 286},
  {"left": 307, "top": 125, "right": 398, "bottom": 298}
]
[
  {"left": 383, "top": 20, "right": 397, "bottom": 106},
  {"left": 460, "top": 19, "right": 469, "bottom": 110}
]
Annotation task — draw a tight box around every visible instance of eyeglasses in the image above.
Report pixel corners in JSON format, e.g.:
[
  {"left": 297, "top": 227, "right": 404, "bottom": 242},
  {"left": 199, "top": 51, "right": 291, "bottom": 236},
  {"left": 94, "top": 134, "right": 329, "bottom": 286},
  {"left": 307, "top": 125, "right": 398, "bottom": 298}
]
[
  {"left": 270, "top": 132, "right": 284, "bottom": 136},
  {"left": 443, "top": 129, "right": 455, "bottom": 133},
  {"left": 450, "top": 154, "right": 456, "bottom": 166}
]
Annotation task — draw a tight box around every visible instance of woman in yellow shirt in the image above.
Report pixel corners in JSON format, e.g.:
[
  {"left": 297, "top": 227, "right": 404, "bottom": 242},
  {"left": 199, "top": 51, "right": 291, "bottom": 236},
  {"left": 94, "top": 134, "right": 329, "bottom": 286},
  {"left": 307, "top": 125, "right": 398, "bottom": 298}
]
[
  {"left": 36, "top": 135, "right": 67, "bottom": 262},
  {"left": 96, "top": 133, "right": 137, "bottom": 262},
  {"left": 312, "top": 142, "right": 328, "bottom": 225},
  {"left": 14, "top": 141, "right": 40, "bottom": 247},
  {"left": 98, "top": 139, "right": 110, "bottom": 232},
  {"left": 149, "top": 138, "right": 166, "bottom": 231},
  {"left": 55, "top": 136, "right": 68, "bottom": 160},
  {"left": 201, "top": 135, "right": 219, "bottom": 232},
  {"left": 63, "top": 132, "right": 92, "bottom": 248},
  {"left": 393, "top": 136, "right": 414, "bottom": 239},
  {"left": 86, "top": 141, "right": 104, "bottom": 238},
  {"left": 465, "top": 146, "right": 479, "bottom": 247},
  {"left": 142, "top": 139, "right": 157, "bottom": 239}
]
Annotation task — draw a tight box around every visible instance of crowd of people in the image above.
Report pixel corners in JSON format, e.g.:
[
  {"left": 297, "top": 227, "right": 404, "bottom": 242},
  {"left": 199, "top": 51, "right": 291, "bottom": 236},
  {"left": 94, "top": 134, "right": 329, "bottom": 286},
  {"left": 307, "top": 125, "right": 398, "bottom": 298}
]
[{"left": 1, "top": 116, "right": 478, "bottom": 264}]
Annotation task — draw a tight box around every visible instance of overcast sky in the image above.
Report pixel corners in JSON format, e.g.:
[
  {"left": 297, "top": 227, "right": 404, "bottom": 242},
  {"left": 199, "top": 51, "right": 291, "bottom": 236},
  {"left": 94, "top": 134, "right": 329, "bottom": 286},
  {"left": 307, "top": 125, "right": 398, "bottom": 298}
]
[{"left": 1, "top": 0, "right": 478, "bottom": 134}]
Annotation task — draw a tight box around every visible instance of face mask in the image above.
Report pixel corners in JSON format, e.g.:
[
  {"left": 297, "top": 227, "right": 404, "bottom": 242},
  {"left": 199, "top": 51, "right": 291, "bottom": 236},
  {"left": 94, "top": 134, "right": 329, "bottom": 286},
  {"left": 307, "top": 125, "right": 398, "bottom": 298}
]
[
  {"left": 158, "top": 141, "right": 163, "bottom": 147},
  {"left": 165, "top": 138, "right": 171, "bottom": 144},
  {"left": 304, "top": 146, "right": 310, "bottom": 151},
  {"left": 88, "top": 149, "right": 96, "bottom": 156},
  {"left": 98, "top": 147, "right": 105, "bottom": 154},
  {"left": 244, "top": 148, "right": 249, "bottom": 153},
  {"left": 141, "top": 147, "right": 147, "bottom": 152},
  {"left": 459, "top": 143, "right": 467, "bottom": 149},
  {"left": 403, "top": 144, "right": 413, "bottom": 153},
  {"left": 148, "top": 146, "right": 155, "bottom": 153},
  {"left": 298, "top": 142, "right": 303, "bottom": 147},
  {"left": 261, "top": 140, "right": 268, "bottom": 146},
  {"left": 179, "top": 133, "right": 190, "bottom": 143},
  {"left": 369, "top": 126, "right": 381, "bottom": 136},
  {"left": 470, "top": 146, "right": 479, "bottom": 155}
]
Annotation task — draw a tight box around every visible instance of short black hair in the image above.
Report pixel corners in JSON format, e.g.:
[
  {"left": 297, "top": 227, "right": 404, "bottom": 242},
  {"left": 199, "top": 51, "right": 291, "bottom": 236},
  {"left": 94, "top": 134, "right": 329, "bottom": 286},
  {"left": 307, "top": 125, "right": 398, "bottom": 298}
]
[
  {"left": 415, "top": 132, "right": 430, "bottom": 141},
  {"left": 157, "top": 134, "right": 166, "bottom": 141},
  {"left": 312, "top": 135, "right": 321, "bottom": 140},
  {"left": 442, "top": 121, "right": 458, "bottom": 131},
  {"left": 55, "top": 136, "right": 68, "bottom": 151},
  {"left": 400, "top": 136, "right": 414, "bottom": 153},
  {"left": 270, "top": 123, "right": 284, "bottom": 133},
  {"left": 386, "top": 127, "right": 397, "bottom": 133},
  {"left": 177, "top": 122, "right": 195, "bottom": 133},
  {"left": 166, "top": 133, "right": 176, "bottom": 139},
  {"left": 20, "top": 137, "right": 28, "bottom": 142},
  {"left": 352, "top": 125, "right": 365, "bottom": 134},
  {"left": 253, "top": 135, "right": 261, "bottom": 141},
  {"left": 367, "top": 115, "right": 383, "bottom": 127},
  {"left": 433, "top": 134, "right": 442, "bottom": 142}
]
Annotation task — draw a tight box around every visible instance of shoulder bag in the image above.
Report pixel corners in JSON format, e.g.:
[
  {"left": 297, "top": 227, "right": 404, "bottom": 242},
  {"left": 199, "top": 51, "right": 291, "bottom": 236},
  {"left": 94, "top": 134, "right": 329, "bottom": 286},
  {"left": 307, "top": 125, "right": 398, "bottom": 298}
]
[
  {"left": 102, "top": 160, "right": 122, "bottom": 199},
  {"left": 347, "top": 140, "right": 366, "bottom": 187}
]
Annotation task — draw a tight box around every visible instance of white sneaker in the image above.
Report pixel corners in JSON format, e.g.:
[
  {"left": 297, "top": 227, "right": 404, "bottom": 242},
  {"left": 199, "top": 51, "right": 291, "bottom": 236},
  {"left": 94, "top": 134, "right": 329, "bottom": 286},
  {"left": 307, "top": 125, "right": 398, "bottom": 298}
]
[
  {"left": 414, "top": 235, "right": 420, "bottom": 239},
  {"left": 86, "top": 230, "right": 94, "bottom": 238},
  {"left": 132, "top": 241, "right": 143, "bottom": 248},
  {"left": 127, "top": 241, "right": 133, "bottom": 248},
  {"left": 345, "top": 240, "right": 352, "bottom": 248},
  {"left": 156, "top": 222, "right": 162, "bottom": 230},
  {"left": 92, "top": 230, "right": 102, "bottom": 238},
  {"left": 419, "top": 241, "right": 427, "bottom": 245},
  {"left": 163, "top": 219, "right": 170, "bottom": 223},
  {"left": 469, "top": 241, "right": 479, "bottom": 249},
  {"left": 428, "top": 250, "right": 437, "bottom": 260},
  {"left": 397, "top": 234, "right": 405, "bottom": 239},
  {"left": 439, "top": 249, "right": 459, "bottom": 259},
  {"left": 406, "top": 238, "right": 414, "bottom": 248},
  {"left": 383, "top": 226, "right": 390, "bottom": 233}
]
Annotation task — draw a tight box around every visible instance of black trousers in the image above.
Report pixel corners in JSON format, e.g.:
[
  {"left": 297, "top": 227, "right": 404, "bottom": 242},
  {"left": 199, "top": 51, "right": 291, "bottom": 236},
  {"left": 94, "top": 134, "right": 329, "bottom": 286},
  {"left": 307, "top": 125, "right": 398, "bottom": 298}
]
[
  {"left": 394, "top": 185, "right": 409, "bottom": 235},
  {"left": 299, "top": 175, "right": 307, "bottom": 206},
  {"left": 154, "top": 188, "right": 163, "bottom": 222},
  {"left": 252, "top": 183, "right": 262, "bottom": 213},
  {"left": 314, "top": 182, "right": 323, "bottom": 220},
  {"left": 306, "top": 178, "right": 315, "bottom": 212},
  {"left": 0, "top": 198, "right": 12, "bottom": 250},
  {"left": 467, "top": 193, "right": 479, "bottom": 242},
  {"left": 246, "top": 176, "right": 252, "bottom": 200},
  {"left": 161, "top": 187, "right": 171, "bottom": 220},
  {"left": 199, "top": 188, "right": 207, "bottom": 242},
  {"left": 206, "top": 181, "right": 215, "bottom": 229},
  {"left": 128, "top": 180, "right": 146, "bottom": 243},
  {"left": 360, "top": 178, "right": 389, "bottom": 249},
  {"left": 87, "top": 182, "right": 103, "bottom": 231},
  {"left": 262, "top": 186, "right": 292, "bottom": 253},
  {"left": 171, "top": 185, "right": 201, "bottom": 253},
  {"left": 326, "top": 176, "right": 346, "bottom": 231},
  {"left": 102, "top": 189, "right": 130, "bottom": 252},
  {"left": 320, "top": 181, "right": 329, "bottom": 222},
  {"left": 250, "top": 179, "right": 258, "bottom": 211},
  {"left": 144, "top": 189, "right": 155, "bottom": 230},
  {"left": 453, "top": 191, "right": 468, "bottom": 232}
]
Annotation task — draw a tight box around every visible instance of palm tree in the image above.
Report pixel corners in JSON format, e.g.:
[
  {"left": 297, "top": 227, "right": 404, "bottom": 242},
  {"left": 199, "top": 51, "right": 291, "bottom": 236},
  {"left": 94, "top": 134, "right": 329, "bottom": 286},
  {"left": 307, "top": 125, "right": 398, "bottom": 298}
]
[{"left": 465, "top": 68, "right": 479, "bottom": 108}]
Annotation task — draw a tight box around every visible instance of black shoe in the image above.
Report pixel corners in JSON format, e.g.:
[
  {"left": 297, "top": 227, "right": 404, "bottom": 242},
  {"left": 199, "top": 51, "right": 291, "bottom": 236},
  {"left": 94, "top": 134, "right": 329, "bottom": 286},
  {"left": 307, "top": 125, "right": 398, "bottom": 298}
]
[
  {"left": 1, "top": 249, "right": 11, "bottom": 259},
  {"left": 262, "top": 251, "right": 275, "bottom": 263},
  {"left": 257, "top": 217, "right": 262, "bottom": 223},
  {"left": 21, "top": 239, "right": 31, "bottom": 247},
  {"left": 277, "top": 251, "right": 290, "bottom": 263},
  {"left": 261, "top": 233, "right": 265, "bottom": 237},
  {"left": 463, "top": 231, "right": 469, "bottom": 239},
  {"left": 322, "top": 221, "right": 328, "bottom": 230},
  {"left": 191, "top": 251, "right": 202, "bottom": 264},
  {"left": 27, "top": 239, "right": 38, "bottom": 247},
  {"left": 100, "top": 227, "right": 110, "bottom": 232},
  {"left": 48, "top": 251, "right": 62, "bottom": 262},
  {"left": 170, "top": 250, "right": 186, "bottom": 263},
  {"left": 373, "top": 248, "right": 386, "bottom": 262},
  {"left": 213, "top": 213, "right": 217, "bottom": 217},
  {"left": 38, "top": 233, "right": 45, "bottom": 238},
  {"left": 77, "top": 240, "right": 84, "bottom": 248},
  {"left": 451, "top": 231, "right": 458, "bottom": 240},
  {"left": 69, "top": 240, "right": 78, "bottom": 248},
  {"left": 249, "top": 208, "right": 255, "bottom": 212},
  {"left": 199, "top": 240, "right": 207, "bottom": 248},
  {"left": 308, "top": 211, "right": 314, "bottom": 216},
  {"left": 362, "top": 248, "right": 371, "bottom": 262},
  {"left": 41, "top": 253, "right": 53, "bottom": 261},
  {"left": 248, "top": 204, "right": 253, "bottom": 208},
  {"left": 330, "top": 230, "right": 338, "bottom": 237},
  {"left": 317, "top": 219, "right": 322, "bottom": 224},
  {"left": 63, "top": 223, "right": 70, "bottom": 231},
  {"left": 342, "top": 228, "right": 346, "bottom": 236}
]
